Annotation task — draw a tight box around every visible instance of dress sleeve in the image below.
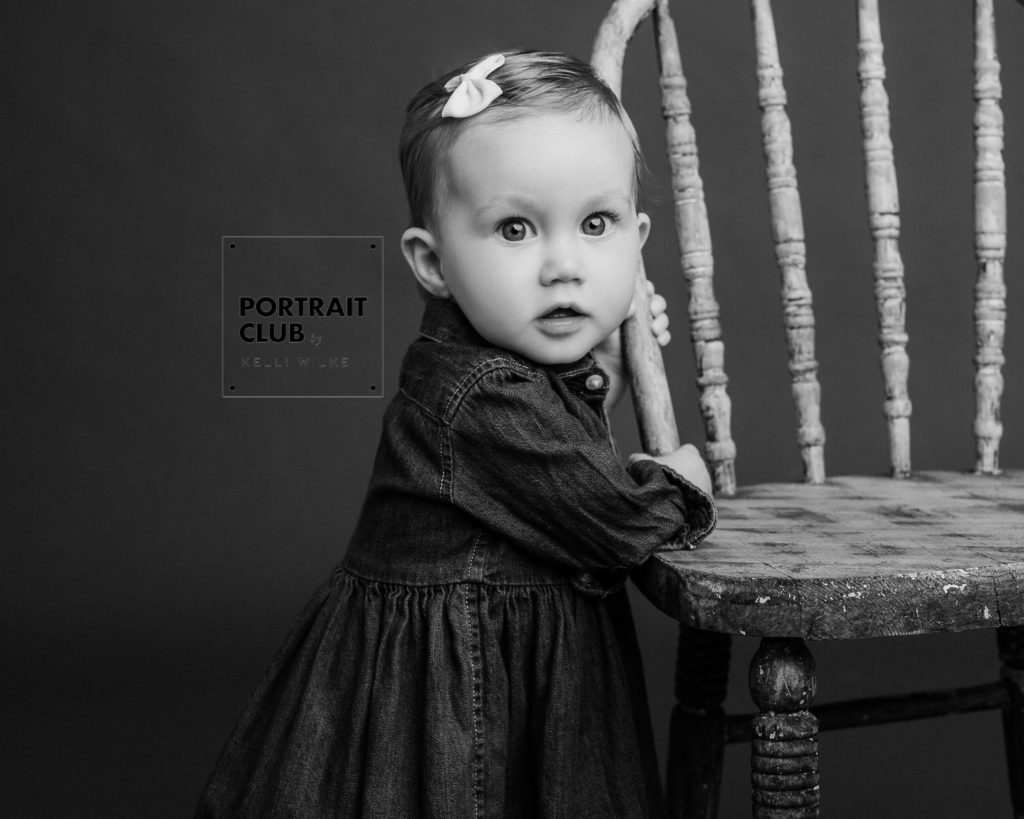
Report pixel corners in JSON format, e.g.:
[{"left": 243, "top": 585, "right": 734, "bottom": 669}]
[{"left": 446, "top": 364, "right": 717, "bottom": 573}]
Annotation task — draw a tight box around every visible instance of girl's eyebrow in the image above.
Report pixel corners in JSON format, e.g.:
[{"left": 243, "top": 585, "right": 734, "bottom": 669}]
[
  {"left": 477, "top": 193, "right": 536, "bottom": 212},
  {"left": 587, "top": 192, "right": 634, "bottom": 208}
]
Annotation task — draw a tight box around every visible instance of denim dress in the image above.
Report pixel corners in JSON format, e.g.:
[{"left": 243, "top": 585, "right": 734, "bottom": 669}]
[{"left": 196, "top": 297, "right": 716, "bottom": 818}]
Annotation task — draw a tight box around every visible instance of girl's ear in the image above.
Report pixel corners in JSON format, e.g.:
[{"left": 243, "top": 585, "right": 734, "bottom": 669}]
[
  {"left": 401, "top": 227, "right": 451, "bottom": 298},
  {"left": 636, "top": 211, "right": 651, "bottom": 249}
]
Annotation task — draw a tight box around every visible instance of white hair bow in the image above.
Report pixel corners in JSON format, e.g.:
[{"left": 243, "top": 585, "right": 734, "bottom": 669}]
[{"left": 441, "top": 53, "right": 505, "bottom": 119}]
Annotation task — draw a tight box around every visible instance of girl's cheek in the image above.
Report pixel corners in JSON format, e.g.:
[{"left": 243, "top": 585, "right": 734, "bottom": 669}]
[{"left": 624, "top": 288, "right": 639, "bottom": 319}]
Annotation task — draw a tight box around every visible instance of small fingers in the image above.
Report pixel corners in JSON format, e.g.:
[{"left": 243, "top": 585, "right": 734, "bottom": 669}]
[
  {"left": 633, "top": 280, "right": 672, "bottom": 346},
  {"left": 646, "top": 288, "right": 671, "bottom": 346},
  {"left": 651, "top": 304, "right": 670, "bottom": 347}
]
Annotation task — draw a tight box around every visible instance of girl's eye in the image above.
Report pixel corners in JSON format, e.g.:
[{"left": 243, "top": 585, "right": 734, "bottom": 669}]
[
  {"left": 499, "top": 219, "right": 530, "bottom": 242},
  {"left": 582, "top": 213, "right": 610, "bottom": 236}
]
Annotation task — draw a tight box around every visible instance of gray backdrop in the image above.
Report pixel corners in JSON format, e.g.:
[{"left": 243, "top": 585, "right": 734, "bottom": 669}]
[{"left": 6, "top": 1, "right": 1023, "bottom": 815}]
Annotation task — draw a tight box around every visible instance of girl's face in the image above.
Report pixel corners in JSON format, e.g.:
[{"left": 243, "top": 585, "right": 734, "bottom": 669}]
[{"left": 410, "top": 112, "right": 649, "bottom": 365}]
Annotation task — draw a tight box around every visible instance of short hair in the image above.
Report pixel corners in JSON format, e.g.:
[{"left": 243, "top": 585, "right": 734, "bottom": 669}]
[{"left": 399, "top": 49, "right": 646, "bottom": 229}]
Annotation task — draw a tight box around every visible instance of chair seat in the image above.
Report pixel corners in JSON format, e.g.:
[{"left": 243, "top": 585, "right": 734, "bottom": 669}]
[{"left": 638, "top": 470, "right": 1024, "bottom": 640}]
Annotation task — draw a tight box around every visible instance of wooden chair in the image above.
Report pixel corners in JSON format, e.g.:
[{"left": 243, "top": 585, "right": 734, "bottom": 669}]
[{"left": 592, "top": 1, "right": 1024, "bottom": 816}]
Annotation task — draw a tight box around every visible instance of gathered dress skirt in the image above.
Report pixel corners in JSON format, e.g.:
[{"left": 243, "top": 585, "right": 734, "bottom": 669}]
[{"left": 195, "top": 565, "right": 664, "bottom": 817}]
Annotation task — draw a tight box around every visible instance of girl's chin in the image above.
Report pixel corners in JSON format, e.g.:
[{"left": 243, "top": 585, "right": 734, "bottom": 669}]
[{"left": 515, "top": 341, "right": 597, "bottom": 366}]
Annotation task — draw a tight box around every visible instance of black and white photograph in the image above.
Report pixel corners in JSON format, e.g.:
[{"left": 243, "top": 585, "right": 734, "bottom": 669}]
[{"left": 6, "top": 1, "right": 1024, "bottom": 816}]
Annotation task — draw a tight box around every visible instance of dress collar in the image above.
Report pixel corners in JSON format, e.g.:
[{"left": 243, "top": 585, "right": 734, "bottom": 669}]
[{"left": 417, "top": 297, "right": 610, "bottom": 398}]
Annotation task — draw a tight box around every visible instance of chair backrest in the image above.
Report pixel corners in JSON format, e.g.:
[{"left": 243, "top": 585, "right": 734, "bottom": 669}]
[{"left": 593, "top": 0, "right": 1011, "bottom": 496}]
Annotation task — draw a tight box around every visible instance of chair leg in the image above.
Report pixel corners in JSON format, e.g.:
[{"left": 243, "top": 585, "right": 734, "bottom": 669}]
[
  {"left": 666, "top": 625, "right": 731, "bottom": 818},
  {"left": 749, "top": 637, "right": 820, "bottom": 819},
  {"left": 999, "top": 626, "right": 1024, "bottom": 817}
]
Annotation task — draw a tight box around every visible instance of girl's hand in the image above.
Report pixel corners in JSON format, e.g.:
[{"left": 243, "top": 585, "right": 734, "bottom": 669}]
[
  {"left": 630, "top": 444, "right": 713, "bottom": 496},
  {"left": 642, "top": 285, "right": 671, "bottom": 347},
  {"left": 593, "top": 279, "right": 670, "bottom": 407}
]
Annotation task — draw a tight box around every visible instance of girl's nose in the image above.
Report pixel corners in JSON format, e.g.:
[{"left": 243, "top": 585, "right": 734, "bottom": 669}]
[{"left": 540, "top": 235, "right": 583, "bottom": 285}]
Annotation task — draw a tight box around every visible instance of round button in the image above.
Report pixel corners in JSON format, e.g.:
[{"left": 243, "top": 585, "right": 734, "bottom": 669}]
[{"left": 585, "top": 374, "right": 604, "bottom": 391}]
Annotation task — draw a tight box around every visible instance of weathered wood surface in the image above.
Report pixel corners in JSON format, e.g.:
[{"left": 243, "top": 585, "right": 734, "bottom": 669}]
[
  {"left": 654, "top": 0, "right": 737, "bottom": 495},
  {"left": 728, "top": 680, "right": 1009, "bottom": 742},
  {"left": 750, "top": 0, "right": 826, "bottom": 485},
  {"left": 856, "top": 0, "right": 912, "bottom": 479},
  {"left": 622, "top": 262, "right": 682, "bottom": 458},
  {"left": 591, "top": 0, "right": 655, "bottom": 99},
  {"left": 973, "top": 0, "right": 1007, "bottom": 475},
  {"left": 749, "top": 639, "right": 820, "bottom": 818},
  {"left": 637, "top": 470, "right": 1024, "bottom": 639}
]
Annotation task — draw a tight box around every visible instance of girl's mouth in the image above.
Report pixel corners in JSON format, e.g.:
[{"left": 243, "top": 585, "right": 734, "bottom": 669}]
[
  {"left": 537, "top": 306, "right": 586, "bottom": 336},
  {"left": 540, "top": 306, "right": 583, "bottom": 320}
]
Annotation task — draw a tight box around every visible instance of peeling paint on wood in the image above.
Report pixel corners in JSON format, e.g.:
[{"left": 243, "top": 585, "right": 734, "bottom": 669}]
[{"left": 637, "top": 471, "right": 1024, "bottom": 639}]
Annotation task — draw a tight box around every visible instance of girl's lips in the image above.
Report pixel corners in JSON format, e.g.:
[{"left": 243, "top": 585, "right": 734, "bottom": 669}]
[
  {"left": 540, "top": 306, "right": 583, "bottom": 319},
  {"left": 536, "top": 306, "right": 587, "bottom": 335}
]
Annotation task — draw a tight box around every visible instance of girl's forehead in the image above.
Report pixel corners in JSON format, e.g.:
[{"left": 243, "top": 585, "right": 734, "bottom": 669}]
[
  {"left": 440, "top": 112, "right": 637, "bottom": 205},
  {"left": 427, "top": 109, "right": 644, "bottom": 220},
  {"left": 447, "top": 111, "right": 636, "bottom": 171}
]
